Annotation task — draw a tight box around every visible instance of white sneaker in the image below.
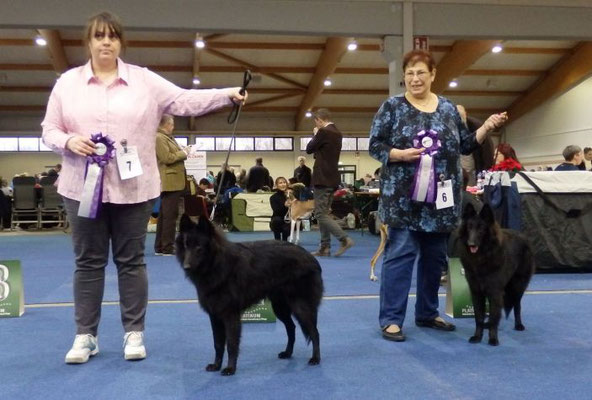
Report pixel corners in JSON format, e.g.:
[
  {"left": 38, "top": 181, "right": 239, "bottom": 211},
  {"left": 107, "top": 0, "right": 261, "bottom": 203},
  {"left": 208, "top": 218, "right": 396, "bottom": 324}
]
[
  {"left": 65, "top": 334, "right": 99, "bottom": 364},
  {"left": 123, "top": 331, "right": 146, "bottom": 360}
]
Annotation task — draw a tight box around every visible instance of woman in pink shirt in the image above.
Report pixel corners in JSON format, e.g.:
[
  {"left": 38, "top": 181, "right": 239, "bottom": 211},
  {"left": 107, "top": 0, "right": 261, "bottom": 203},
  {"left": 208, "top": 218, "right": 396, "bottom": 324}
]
[{"left": 41, "top": 11, "right": 246, "bottom": 365}]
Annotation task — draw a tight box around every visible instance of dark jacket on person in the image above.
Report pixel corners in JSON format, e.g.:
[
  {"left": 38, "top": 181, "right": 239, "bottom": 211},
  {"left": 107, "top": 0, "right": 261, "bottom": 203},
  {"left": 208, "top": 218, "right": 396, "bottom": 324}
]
[
  {"left": 555, "top": 163, "right": 579, "bottom": 171},
  {"left": 246, "top": 164, "right": 271, "bottom": 192},
  {"left": 293, "top": 164, "right": 312, "bottom": 187},
  {"left": 215, "top": 169, "right": 236, "bottom": 194},
  {"left": 305, "top": 123, "right": 343, "bottom": 188},
  {"left": 269, "top": 190, "right": 289, "bottom": 219}
]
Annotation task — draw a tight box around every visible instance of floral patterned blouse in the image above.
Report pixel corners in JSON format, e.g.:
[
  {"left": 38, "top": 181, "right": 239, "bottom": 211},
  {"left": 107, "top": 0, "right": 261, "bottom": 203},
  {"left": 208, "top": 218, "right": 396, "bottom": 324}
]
[{"left": 369, "top": 95, "right": 479, "bottom": 233}]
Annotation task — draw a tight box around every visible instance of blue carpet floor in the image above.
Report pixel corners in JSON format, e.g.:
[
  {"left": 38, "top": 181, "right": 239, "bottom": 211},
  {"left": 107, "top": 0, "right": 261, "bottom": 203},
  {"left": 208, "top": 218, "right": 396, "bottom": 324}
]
[{"left": 1, "top": 230, "right": 592, "bottom": 400}]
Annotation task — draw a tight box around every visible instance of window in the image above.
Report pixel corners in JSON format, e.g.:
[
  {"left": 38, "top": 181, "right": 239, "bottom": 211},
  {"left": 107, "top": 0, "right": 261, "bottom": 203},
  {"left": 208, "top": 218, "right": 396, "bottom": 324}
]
[
  {"left": 342, "top": 138, "right": 357, "bottom": 151},
  {"left": 175, "top": 136, "right": 188, "bottom": 147},
  {"left": 300, "top": 136, "right": 369, "bottom": 152},
  {"left": 0, "top": 137, "right": 19, "bottom": 151},
  {"left": 39, "top": 139, "right": 52, "bottom": 152},
  {"left": 254, "top": 137, "right": 273, "bottom": 151},
  {"left": 274, "top": 137, "right": 293, "bottom": 151},
  {"left": 193, "top": 137, "right": 215, "bottom": 151},
  {"left": 235, "top": 137, "right": 254, "bottom": 151},
  {"left": 357, "top": 137, "right": 369, "bottom": 151},
  {"left": 215, "top": 137, "right": 234, "bottom": 151},
  {"left": 300, "top": 137, "right": 312, "bottom": 150}
]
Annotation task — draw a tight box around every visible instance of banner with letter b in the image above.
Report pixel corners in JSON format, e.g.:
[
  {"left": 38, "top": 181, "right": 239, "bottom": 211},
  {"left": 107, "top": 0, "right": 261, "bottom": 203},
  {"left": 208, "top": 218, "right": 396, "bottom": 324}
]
[{"left": 0, "top": 260, "right": 25, "bottom": 317}]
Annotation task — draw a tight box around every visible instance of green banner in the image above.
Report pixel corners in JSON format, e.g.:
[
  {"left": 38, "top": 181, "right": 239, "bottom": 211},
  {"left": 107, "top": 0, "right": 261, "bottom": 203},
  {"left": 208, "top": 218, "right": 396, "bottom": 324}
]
[
  {"left": 0, "top": 260, "right": 25, "bottom": 318},
  {"left": 241, "top": 298, "right": 276, "bottom": 323},
  {"left": 445, "top": 258, "right": 475, "bottom": 318}
]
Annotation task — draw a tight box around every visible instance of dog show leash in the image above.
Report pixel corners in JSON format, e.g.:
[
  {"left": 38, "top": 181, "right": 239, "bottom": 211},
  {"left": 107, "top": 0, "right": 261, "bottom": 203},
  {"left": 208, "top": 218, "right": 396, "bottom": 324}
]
[{"left": 210, "top": 70, "right": 252, "bottom": 221}]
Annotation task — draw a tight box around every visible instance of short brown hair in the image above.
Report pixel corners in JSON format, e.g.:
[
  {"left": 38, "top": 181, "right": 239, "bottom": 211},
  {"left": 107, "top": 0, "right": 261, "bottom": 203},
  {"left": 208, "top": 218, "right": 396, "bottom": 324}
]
[
  {"left": 313, "top": 108, "right": 331, "bottom": 122},
  {"left": 402, "top": 50, "right": 436, "bottom": 72},
  {"left": 83, "top": 11, "right": 126, "bottom": 54}
]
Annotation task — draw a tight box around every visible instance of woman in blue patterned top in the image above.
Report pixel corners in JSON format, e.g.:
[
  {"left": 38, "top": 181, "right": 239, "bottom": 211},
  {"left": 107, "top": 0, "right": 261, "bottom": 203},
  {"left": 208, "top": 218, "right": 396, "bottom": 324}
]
[{"left": 369, "top": 50, "right": 507, "bottom": 342}]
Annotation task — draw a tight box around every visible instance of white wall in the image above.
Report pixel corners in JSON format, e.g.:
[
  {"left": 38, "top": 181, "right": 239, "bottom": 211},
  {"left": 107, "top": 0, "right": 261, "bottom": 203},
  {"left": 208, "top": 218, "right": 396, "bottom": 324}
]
[
  {"left": 0, "top": 152, "right": 61, "bottom": 181},
  {"left": 505, "top": 76, "right": 592, "bottom": 168}
]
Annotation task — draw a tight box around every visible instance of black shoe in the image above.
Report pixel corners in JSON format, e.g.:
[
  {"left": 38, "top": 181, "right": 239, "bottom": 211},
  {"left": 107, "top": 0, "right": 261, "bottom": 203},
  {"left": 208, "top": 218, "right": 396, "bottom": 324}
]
[
  {"left": 415, "top": 318, "right": 456, "bottom": 331},
  {"left": 382, "top": 326, "right": 406, "bottom": 342}
]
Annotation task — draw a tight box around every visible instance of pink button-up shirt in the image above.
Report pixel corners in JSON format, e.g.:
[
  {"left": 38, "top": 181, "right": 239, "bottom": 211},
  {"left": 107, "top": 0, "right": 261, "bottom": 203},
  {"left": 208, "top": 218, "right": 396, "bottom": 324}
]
[{"left": 42, "top": 59, "right": 232, "bottom": 204}]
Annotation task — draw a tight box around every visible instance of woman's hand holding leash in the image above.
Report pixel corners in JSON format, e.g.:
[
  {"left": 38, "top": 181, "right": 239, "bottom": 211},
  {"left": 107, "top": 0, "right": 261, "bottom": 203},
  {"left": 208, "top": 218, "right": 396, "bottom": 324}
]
[{"left": 226, "top": 87, "right": 248, "bottom": 103}]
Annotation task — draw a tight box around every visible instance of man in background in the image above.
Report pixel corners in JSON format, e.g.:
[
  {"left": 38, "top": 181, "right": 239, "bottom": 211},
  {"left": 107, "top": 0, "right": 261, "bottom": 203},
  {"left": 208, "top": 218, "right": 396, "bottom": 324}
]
[
  {"left": 154, "top": 115, "right": 188, "bottom": 256},
  {"left": 306, "top": 108, "right": 354, "bottom": 257},
  {"left": 555, "top": 145, "right": 583, "bottom": 171},
  {"left": 246, "top": 157, "right": 271, "bottom": 192},
  {"left": 293, "top": 156, "right": 312, "bottom": 187}
]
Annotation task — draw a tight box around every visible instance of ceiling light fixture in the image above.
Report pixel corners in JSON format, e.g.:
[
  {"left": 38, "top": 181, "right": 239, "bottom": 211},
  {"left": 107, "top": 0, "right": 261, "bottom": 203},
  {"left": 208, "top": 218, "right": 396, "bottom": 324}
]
[
  {"left": 449, "top": 80, "right": 458, "bottom": 88},
  {"left": 195, "top": 37, "right": 205, "bottom": 49},
  {"left": 35, "top": 36, "right": 47, "bottom": 46},
  {"left": 347, "top": 40, "right": 358, "bottom": 51},
  {"left": 305, "top": 111, "right": 312, "bottom": 118},
  {"left": 192, "top": 76, "right": 201, "bottom": 86},
  {"left": 323, "top": 78, "right": 332, "bottom": 87},
  {"left": 491, "top": 44, "right": 503, "bottom": 53}
]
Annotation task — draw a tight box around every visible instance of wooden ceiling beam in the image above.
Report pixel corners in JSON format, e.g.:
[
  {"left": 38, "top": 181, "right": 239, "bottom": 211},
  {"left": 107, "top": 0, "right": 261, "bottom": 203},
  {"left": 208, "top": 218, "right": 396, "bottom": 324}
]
[
  {"left": 432, "top": 40, "right": 500, "bottom": 94},
  {"left": 464, "top": 69, "right": 543, "bottom": 76},
  {"left": 243, "top": 93, "right": 302, "bottom": 109},
  {"left": 295, "top": 37, "right": 352, "bottom": 130},
  {"left": 0, "top": 63, "right": 54, "bottom": 70},
  {"left": 501, "top": 47, "right": 568, "bottom": 55},
  {"left": 0, "top": 63, "right": 545, "bottom": 78},
  {"left": 443, "top": 90, "right": 523, "bottom": 96},
  {"left": 0, "top": 105, "right": 46, "bottom": 111},
  {"left": 37, "top": 29, "right": 69, "bottom": 74},
  {"left": 0, "top": 86, "right": 52, "bottom": 92},
  {"left": 508, "top": 42, "right": 592, "bottom": 120},
  {"left": 204, "top": 47, "right": 306, "bottom": 89}
]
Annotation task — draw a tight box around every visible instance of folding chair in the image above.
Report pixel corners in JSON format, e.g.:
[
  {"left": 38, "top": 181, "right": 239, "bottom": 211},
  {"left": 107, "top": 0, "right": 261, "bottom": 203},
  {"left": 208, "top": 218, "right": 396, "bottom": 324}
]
[
  {"left": 38, "top": 177, "right": 68, "bottom": 229},
  {"left": 11, "top": 176, "right": 39, "bottom": 230}
]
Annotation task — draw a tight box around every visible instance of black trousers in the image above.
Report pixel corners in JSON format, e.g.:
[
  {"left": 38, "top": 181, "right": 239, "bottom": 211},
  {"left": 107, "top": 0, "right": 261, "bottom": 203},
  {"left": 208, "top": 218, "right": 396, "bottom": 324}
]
[
  {"left": 155, "top": 190, "right": 183, "bottom": 254},
  {"left": 270, "top": 216, "right": 290, "bottom": 241}
]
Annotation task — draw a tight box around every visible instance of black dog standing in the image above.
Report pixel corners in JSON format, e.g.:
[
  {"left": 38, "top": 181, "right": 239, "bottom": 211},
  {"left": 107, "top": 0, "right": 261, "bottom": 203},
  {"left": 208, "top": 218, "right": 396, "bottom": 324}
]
[
  {"left": 176, "top": 214, "right": 323, "bottom": 375},
  {"left": 457, "top": 203, "right": 535, "bottom": 346}
]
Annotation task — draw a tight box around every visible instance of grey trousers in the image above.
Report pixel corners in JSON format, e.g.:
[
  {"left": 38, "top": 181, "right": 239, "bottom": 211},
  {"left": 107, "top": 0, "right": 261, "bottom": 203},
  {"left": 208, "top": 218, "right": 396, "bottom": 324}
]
[
  {"left": 64, "top": 198, "right": 155, "bottom": 336},
  {"left": 313, "top": 186, "right": 348, "bottom": 248}
]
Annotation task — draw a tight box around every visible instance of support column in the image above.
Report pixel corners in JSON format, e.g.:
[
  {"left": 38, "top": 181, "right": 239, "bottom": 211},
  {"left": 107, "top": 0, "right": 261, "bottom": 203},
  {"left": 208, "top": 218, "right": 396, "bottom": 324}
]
[
  {"left": 381, "top": 2, "right": 414, "bottom": 97},
  {"left": 381, "top": 36, "right": 403, "bottom": 97}
]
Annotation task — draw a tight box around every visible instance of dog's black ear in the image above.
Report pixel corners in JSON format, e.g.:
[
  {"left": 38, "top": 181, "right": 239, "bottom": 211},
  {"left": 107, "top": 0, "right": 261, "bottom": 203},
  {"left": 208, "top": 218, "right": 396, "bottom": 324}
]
[
  {"left": 479, "top": 203, "right": 496, "bottom": 225},
  {"left": 196, "top": 214, "right": 213, "bottom": 234},
  {"left": 462, "top": 202, "right": 477, "bottom": 219},
  {"left": 179, "top": 214, "right": 195, "bottom": 233}
]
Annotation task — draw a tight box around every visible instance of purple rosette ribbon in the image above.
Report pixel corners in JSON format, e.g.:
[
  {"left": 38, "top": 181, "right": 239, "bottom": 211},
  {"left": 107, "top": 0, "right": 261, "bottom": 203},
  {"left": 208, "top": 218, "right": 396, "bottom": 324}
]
[
  {"left": 409, "top": 129, "right": 441, "bottom": 203},
  {"left": 78, "top": 133, "right": 115, "bottom": 218}
]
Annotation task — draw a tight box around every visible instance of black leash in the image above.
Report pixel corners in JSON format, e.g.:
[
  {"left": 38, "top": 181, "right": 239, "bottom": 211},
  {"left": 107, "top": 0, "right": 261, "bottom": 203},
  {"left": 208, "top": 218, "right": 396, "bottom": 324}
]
[{"left": 210, "top": 70, "right": 252, "bottom": 221}]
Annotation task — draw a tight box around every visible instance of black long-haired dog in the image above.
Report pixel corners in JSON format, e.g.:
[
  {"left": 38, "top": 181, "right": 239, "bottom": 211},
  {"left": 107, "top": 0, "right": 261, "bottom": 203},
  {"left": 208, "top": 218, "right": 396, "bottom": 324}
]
[
  {"left": 457, "top": 203, "right": 535, "bottom": 346},
  {"left": 175, "top": 214, "right": 323, "bottom": 375}
]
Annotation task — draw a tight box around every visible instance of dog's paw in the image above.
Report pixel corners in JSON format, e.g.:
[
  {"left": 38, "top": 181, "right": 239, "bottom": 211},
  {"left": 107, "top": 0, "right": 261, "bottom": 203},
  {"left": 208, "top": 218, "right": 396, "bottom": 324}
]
[
  {"left": 205, "top": 363, "right": 221, "bottom": 372},
  {"left": 515, "top": 323, "right": 525, "bottom": 331},
  {"left": 468, "top": 335, "right": 482, "bottom": 344},
  {"left": 221, "top": 367, "right": 236, "bottom": 376},
  {"left": 278, "top": 351, "right": 292, "bottom": 359},
  {"left": 308, "top": 356, "right": 320, "bottom": 365},
  {"left": 488, "top": 337, "right": 500, "bottom": 346}
]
